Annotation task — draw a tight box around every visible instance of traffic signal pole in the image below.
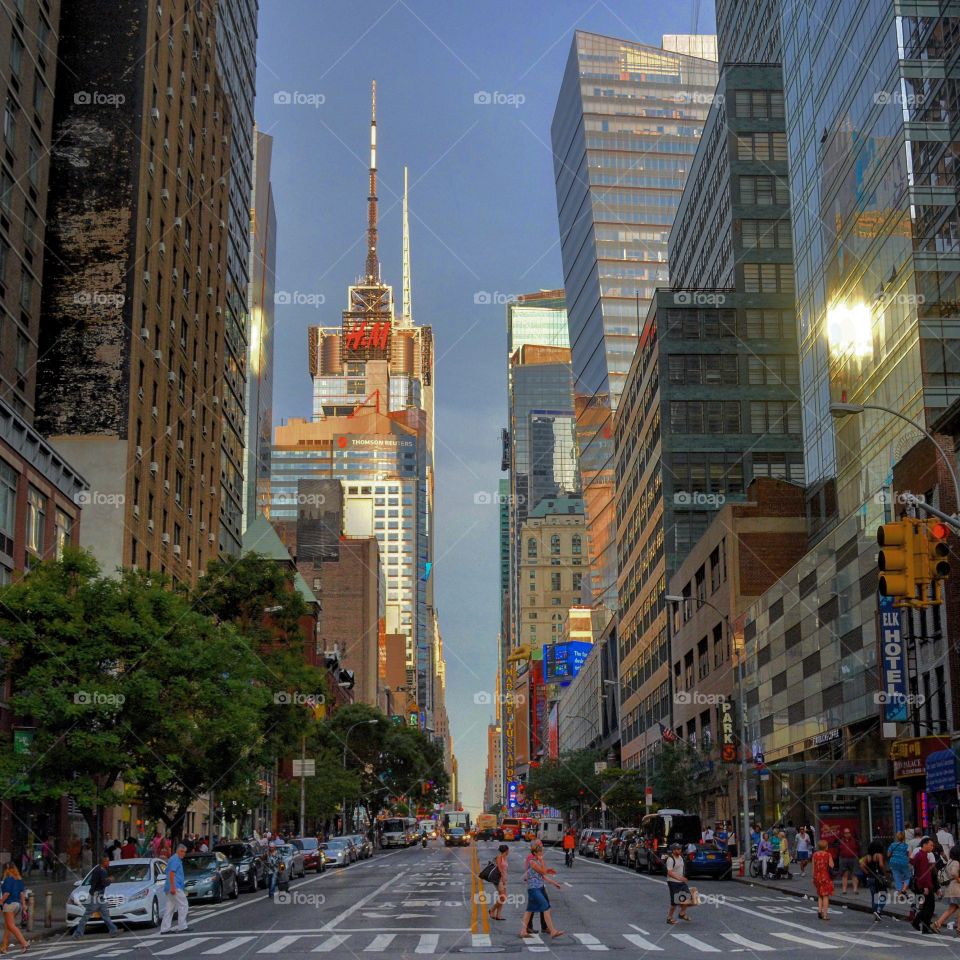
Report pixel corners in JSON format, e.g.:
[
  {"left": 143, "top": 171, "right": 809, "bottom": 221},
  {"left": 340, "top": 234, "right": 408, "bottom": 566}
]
[{"left": 900, "top": 492, "right": 960, "bottom": 534}]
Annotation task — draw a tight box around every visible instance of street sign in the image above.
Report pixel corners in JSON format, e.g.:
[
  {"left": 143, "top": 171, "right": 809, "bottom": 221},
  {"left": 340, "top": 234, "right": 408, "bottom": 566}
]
[
  {"left": 292, "top": 759, "right": 315, "bottom": 777},
  {"left": 594, "top": 761, "right": 608, "bottom": 774},
  {"left": 13, "top": 729, "right": 34, "bottom": 755},
  {"left": 644, "top": 786, "right": 653, "bottom": 809}
]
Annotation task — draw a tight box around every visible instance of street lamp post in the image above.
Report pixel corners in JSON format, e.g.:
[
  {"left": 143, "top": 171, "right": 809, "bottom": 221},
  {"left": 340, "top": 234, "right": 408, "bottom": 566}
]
[
  {"left": 666, "top": 594, "right": 750, "bottom": 869},
  {"left": 341, "top": 719, "right": 377, "bottom": 833}
]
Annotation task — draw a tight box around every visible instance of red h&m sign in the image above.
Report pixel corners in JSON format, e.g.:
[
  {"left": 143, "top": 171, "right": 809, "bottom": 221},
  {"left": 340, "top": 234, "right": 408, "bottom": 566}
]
[{"left": 345, "top": 320, "right": 390, "bottom": 355}]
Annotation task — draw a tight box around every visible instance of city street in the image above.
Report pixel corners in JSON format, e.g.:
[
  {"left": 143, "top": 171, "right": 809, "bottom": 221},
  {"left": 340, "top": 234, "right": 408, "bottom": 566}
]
[{"left": 21, "top": 842, "right": 959, "bottom": 958}]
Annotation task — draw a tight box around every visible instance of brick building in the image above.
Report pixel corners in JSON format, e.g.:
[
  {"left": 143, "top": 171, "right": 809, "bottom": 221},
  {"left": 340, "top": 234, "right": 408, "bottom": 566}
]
[{"left": 667, "top": 477, "right": 807, "bottom": 824}]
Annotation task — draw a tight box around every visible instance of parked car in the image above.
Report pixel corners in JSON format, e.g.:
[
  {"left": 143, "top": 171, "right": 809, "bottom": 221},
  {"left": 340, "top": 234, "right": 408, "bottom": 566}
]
[
  {"left": 213, "top": 841, "right": 265, "bottom": 892},
  {"left": 617, "top": 828, "right": 640, "bottom": 866},
  {"left": 182, "top": 852, "right": 239, "bottom": 903},
  {"left": 444, "top": 827, "right": 470, "bottom": 847},
  {"left": 578, "top": 829, "right": 604, "bottom": 857},
  {"left": 273, "top": 844, "right": 305, "bottom": 888},
  {"left": 633, "top": 810, "right": 702, "bottom": 874},
  {"left": 686, "top": 843, "right": 733, "bottom": 880},
  {"left": 348, "top": 834, "right": 373, "bottom": 859},
  {"left": 321, "top": 838, "right": 353, "bottom": 868},
  {"left": 66, "top": 858, "right": 168, "bottom": 929},
  {"left": 291, "top": 837, "right": 325, "bottom": 873},
  {"left": 603, "top": 828, "right": 629, "bottom": 863}
]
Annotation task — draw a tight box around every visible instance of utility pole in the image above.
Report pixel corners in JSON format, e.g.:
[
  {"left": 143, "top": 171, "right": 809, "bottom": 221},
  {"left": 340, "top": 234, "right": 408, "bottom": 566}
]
[{"left": 299, "top": 734, "right": 306, "bottom": 837}]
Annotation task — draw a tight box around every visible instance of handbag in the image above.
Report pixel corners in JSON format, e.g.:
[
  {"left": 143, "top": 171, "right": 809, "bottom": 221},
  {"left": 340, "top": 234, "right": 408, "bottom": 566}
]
[{"left": 479, "top": 861, "right": 501, "bottom": 885}]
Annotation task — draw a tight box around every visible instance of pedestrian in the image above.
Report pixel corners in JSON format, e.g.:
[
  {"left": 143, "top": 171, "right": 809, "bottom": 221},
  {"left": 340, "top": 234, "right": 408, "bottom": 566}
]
[
  {"left": 80, "top": 839, "right": 92, "bottom": 873},
  {"left": 597, "top": 834, "right": 607, "bottom": 860},
  {"left": 18, "top": 849, "right": 31, "bottom": 881},
  {"left": 151, "top": 832, "right": 162, "bottom": 858},
  {"left": 796, "top": 826, "right": 811, "bottom": 876},
  {"left": 68, "top": 835, "right": 81, "bottom": 871},
  {"left": 109, "top": 839, "right": 122, "bottom": 862},
  {"left": 812, "top": 838, "right": 834, "bottom": 921},
  {"left": 160, "top": 843, "right": 191, "bottom": 935},
  {"left": 757, "top": 832, "right": 773, "bottom": 879},
  {"left": 785, "top": 820, "right": 798, "bottom": 857},
  {"left": 931, "top": 844, "right": 960, "bottom": 935},
  {"left": 40, "top": 838, "right": 52, "bottom": 879},
  {"left": 664, "top": 842, "right": 697, "bottom": 924},
  {"left": 562, "top": 829, "right": 576, "bottom": 867},
  {"left": 703, "top": 824, "right": 715, "bottom": 844},
  {"left": 523, "top": 841, "right": 553, "bottom": 935},
  {"left": 72, "top": 855, "right": 119, "bottom": 940},
  {"left": 912, "top": 836, "right": 937, "bottom": 935},
  {"left": 265, "top": 844, "right": 280, "bottom": 900},
  {"left": 120, "top": 836, "right": 137, "bottom": 860},
  {"left": 519, "top": 840, "right": 564, "bottom": 940},
  {"left": 0, "top": 863, "right": 29, "bottom": 953},
  {"left": 905, "top": 823, "right": 915, "bottom": 843},
  {"left": 837, "top": 828, "right": 860, "bottom": 894},
  {"left": 487, "top": 845, "right": 509, "bottom": 922},
  {"left": 938, "top": 824, "right": 956, "bottom": 852},
  {"left": 774, "top": 831, "right": 792, "bottom": 879},
  {"left": 860, "top": 838, "right": 888, "bottom": 920},
  {"left": 887, "top": 831, "right": 912, "bottom": 896}
]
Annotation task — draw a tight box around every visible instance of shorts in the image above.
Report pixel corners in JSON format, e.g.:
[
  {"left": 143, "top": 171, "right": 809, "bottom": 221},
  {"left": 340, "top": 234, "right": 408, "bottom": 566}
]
[
  {"left": 838, "top": 857, "right": 858, "bottom": 873},
  {"left": 2, "top": 903, "right": 19, "bottom": 914},
  {"left": 796, "top": 851, "right": 810, "bottom": 861},
  {"left": 526, "top": 887, "right": 550, "bottom": 913},
  {"left": 667, "top": 881, "right": 691, "bottom": 905}
]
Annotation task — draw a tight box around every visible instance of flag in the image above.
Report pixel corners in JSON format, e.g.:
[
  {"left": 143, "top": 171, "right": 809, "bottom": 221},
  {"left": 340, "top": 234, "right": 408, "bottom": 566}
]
[{"left": 659, "top": 722, "right": 679, "bottom": 743}]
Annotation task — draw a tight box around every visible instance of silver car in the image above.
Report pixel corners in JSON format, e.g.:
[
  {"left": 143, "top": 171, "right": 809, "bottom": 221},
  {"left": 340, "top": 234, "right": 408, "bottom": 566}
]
[
  {"left": 66, "top": 859, "right": 168, "bottom": 929},
  {"left": 320, "top": 838, "right": 352, "bottom": 867},
  {"left": 273, "top": 843, "right": 305, "bottom": 887},
  {"left": 348, "top": 834, "right": 373, "bottom": 859}
]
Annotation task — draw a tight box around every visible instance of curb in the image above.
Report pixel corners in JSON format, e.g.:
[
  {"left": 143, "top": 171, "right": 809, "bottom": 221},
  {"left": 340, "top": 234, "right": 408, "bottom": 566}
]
[{"left": 731, "top": 875, "right": 913, "bottom": 920}]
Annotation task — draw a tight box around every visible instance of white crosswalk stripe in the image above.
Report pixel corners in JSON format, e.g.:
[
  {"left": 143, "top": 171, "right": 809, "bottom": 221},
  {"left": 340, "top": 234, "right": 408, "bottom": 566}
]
[
  {"left": 257, "top": 935, "right": 302, "bottom": 953},
  {"left": 720, "top": 933, "right": 775, "bottom": 951},
  {"left": 671, "top": 932, "right": 721, "bottom": 952},
  {"left": 623, "top": 933, "right": 663, "bottom": 951},
  {"left": 770, "top": 932, "right": 839, "bottom": 949},
  {"left": 525, "top": 932, "right": 549, "bottom": 952},
  {"left": 415, "top": 934, "right": 439, "bottom": 953},
  {"left": 573, "top": 932, "right": 609, "bottom": 951},
  {"left": 364, "top": 933, "right": 396, "bottom": 952},
  {"left": 312, "top": 934, "right": 349, "bottom": 952},
  {"left": 871, "top": 930, "right": 951, "bottom": 946},
  {"left": 154, "top": 938, "right": 213, "bottom": 955},
  {"left": 202, "top": 936, "right": 256, "bottom": 953}
]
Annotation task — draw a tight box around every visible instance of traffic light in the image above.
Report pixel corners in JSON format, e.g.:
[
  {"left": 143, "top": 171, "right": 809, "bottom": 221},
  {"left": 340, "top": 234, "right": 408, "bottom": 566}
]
[
  {"left": 878, "top": 519, "right": 917, "bottom": 601},
  {"left": 922, "top": 519, "right": 951, "bottom": 603}
]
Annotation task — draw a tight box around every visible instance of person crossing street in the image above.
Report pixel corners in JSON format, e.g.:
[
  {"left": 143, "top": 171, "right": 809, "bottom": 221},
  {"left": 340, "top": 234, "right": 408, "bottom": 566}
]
[
  {"left": 160, "top": 843, "right": 191, "bottom": 935},
  {"left": 72, "top": 856, "right": 119, "bottom": 940},
  {"left": 562, "top": 829, "right": 576, "bottom": 868}
]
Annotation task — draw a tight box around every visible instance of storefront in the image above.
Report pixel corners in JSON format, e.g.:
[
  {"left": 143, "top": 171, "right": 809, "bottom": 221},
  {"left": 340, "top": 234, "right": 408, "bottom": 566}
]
[{"left": 891, "top": 735, "right": 952, "bottom": 832}]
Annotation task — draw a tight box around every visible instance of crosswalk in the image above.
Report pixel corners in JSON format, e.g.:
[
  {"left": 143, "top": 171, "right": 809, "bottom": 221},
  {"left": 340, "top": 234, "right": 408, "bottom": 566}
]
[{"left": 22, "top": 925, "right": 954, "bottom": 957}]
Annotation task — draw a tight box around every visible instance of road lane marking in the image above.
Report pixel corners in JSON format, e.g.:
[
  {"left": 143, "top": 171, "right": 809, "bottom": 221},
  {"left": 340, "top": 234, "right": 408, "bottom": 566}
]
[
  {"left": 471, "top": 934, "right": 491, "bottom": 947},
  {"left": 573, "top": 932, "right": 608, "bottom": 951},
  {"left": 415, "top": 933, "right": 439, "bottom": 953},
  {"left": 671, "top": 933, "right": 721, "bottom": 952},
  {"left": 583, "top": 893, "right": 597, "bottom": 902},
  {"left": 623, "top": 934, "right": 663, "bottom": 950},
  {"left": 771, "top": 933, "right": 839, "bottom": 949},
  {"left": 257, "top": 935, "right": 302, "bottom": 953},
  {"left": 364, "top": 933, "right": 395, "bottom": 952},
  {"left": 720, "top": 933, "right": 775, "bottom": 951},
  {"left": 524, "top": 933, "right": 549, "bottom": 953},
  {"left": 153, "top": 937, "right": 212, "bottom": 954},
  {"left": 37, "top": 944, "right": 124, "bottom": 960},
  {"left": 321, "top": 867, "right": 407, "bottom": 932},
  {"left": 312, "top": 935, "right": 349, "bottom": 952},
  {"left": 202, "top": 937, "right": 256, "bottom": 953},
  {"left": 628, "top": 924, "right": 650, "bottom": 934},
  {"left": 871, "top": 931, "right": 950, "bottom": 946}
]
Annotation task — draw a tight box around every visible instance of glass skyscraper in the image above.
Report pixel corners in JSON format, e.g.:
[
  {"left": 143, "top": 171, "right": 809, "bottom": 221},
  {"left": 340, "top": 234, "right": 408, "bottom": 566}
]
[{"left": 551, "top": 32, "right": 719, "bottom": 618}]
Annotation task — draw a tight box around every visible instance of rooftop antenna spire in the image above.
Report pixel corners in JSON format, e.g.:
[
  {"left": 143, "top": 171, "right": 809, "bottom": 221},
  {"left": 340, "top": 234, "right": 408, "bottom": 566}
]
[
  {"left": 401, "top": 165, "right": 412, "bottom": 325},
  {"left": 365, "top": 80, "right": 379, "bottom": 282}
]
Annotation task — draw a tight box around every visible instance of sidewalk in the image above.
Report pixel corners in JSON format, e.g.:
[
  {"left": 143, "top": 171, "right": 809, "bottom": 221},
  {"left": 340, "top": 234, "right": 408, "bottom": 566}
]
[
  {"left": 732, "top": 871, "right": 915, "bottom": 921},
  {"left": 20, "top": 876, "right": 76, "bottom": 941}
]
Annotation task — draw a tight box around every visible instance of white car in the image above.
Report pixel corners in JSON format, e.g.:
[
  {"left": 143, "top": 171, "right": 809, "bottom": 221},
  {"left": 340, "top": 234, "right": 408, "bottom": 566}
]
[{"left": 66, "top": 858, "right": 168, "bottom": 929}]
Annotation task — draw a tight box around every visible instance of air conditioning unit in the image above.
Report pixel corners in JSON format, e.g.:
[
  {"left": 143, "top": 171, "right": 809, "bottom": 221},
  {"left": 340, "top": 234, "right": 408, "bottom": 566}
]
[
  {"left": 174, "top": 217, "right": 182, "bottom": 229},
  {"left": 187, "top": 508, "right": 193, "bottom": 520},
  {"left": 186, "top": 558, "right": 192, "bottom": 569},
  {"left": 158, "top": 242, "right": 166, "bottom": 255},
  {"left": 190, "top": 408, "right": 197, "bottom": 420},
  {"left": 163, "top": 137, "right": 170, "bottom": 152},
  {"left": 176, "top": 167, "right": 182, "bottom": 181},
  {"left": 204, "top": 83, "right": 211, "bottom": 95},
  {"left": 147, "top": 519, "right": 154, "bottom": 532},
  {"left": 137, "top": 387, "right": 144, "bottom": 401},
  {"left": 163, "top": 479, "right": 170, "bottom": 492},
  {"left": 142, "top": 271, "right": 150, "bottom": 284},
  {"left": 189, "top": 459, "right": 196, "bottom": 469},
  {"left": 152, "top": 351, "right": 161, "bottom": 362},
  {"left": 199, "top": 520, "right": 205, "bottom": 531},
  {"left": 151, "top": 405, "right": 158, "bottom": 417},
  {"left": 132, "top": 504, "right": 140, "bottom": 518},
  {"left": 135, "top": 445, "right": 143, "bottom": 459},
  {"left": 190, "top": 95, "right": 197, "bottom": 107},
  {"left": 182, "top": 22, "right": 190, "bottom": 34},
  {"left": 192, "top": 360, "right": 197, "bottom": 372},
  {"left": 173, "top": 544, "right": 181, "bottom": 557},
  {"left": 178, "top": 119, "right": 184, "bottom": 133},
  {"left": 171, "top": 267, "right": 178, "bottom": 281},
  {"left": 167, "top": 371, "right": 176, "bottom": 383},
  {"left": 169, "top": 319, "right": 176, "bottom": 331},
  {"left": 149, "top": 461, "right": 159, "bottom": 474},
  {"left": 165, "top": 425, "right": 172, "bottom": 436},
  {"left": 211, "top": 397, "right": 219, "bottom": 406},
  {"left": 140, "top": 327, "right": 149, "bottom": 340},
  {"left": 150, "top": 107, "right": 160, "bottom": 121},
  {"left": 165, "top": 86, "right": 173, "bottom": 99},
  {"left": 161, "top": 532, "right": 170, "bottom": 544},
  {"left": 147, "top": 161, "right": 155, "bottom": 175},
  {"left": 208, "top": 534, "right": 215, "bottom": 544},
  {"left": 206, "top": 286, "right": 213, "bottom": 297},
  {"left": 180, "top": 336, "right": 186, "bottom": 349},
  {"left": 177, "top": 439, "right": 184, "bottom": 451},
  {"left": 160, "top": 188, "right": 170, "bottom": 201}
]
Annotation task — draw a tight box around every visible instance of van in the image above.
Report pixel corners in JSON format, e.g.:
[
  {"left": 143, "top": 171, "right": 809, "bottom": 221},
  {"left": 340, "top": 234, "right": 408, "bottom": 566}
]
[
  {"left": 633, "top": 809, "right": 702, "bottom": 873},
  {"left": 537, "top": 817, "right": 565, "bottom": 846}
]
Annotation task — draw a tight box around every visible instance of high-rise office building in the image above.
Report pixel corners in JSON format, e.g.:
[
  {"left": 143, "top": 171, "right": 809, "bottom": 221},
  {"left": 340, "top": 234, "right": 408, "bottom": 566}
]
[
  {"left": 551, "top": 32, "right": 718, "bottom": 622},
  {"left": 215, "top": 0, "right": 258, "bottom": 554},
  {"left": 36, "top": 0, "right": 243, "bottom": 582},
  {"left": 714, "top": 0, "right": 781, "bottom": 64},
  {"left": 244, "top": 129, "right": 276, "bottom": 527}
]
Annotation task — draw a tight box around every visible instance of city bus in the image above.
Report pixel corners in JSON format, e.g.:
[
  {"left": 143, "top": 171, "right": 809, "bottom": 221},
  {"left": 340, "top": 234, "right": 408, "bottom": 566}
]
[{"left": 500, "top": 816, "right": 536, "bottom": 841}]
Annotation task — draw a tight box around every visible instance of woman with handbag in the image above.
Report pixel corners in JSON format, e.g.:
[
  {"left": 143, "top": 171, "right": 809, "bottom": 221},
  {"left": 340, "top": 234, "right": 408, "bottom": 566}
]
[
  {"left": 933, "top": 844, "right": 960, "bottom": 935},
  {"left": 0, "top": 863, "right": 28, "bottom": 953},
  {"left": 860, "top": 839, "right": 888, "bottom": 920},
  {"left": 487, "top": 845, "right": 509, "bottom": 922}
]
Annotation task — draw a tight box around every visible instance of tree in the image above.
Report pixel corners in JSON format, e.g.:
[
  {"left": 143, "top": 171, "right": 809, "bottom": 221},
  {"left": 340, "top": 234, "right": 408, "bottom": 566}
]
[
  {"left": 527, "top": 749, "right": 602, "bottom": 817},
  {"left": 599, "top": 768, "right": 645, "bottom": 825},
  {"left": 651, "top": 742, "right": 706, "bottom": 809}
]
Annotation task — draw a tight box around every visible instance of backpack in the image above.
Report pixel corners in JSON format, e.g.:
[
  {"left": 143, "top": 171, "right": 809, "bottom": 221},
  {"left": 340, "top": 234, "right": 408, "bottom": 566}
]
[{"left": 937, "top": 859, "right": 955, "bottom": 889}]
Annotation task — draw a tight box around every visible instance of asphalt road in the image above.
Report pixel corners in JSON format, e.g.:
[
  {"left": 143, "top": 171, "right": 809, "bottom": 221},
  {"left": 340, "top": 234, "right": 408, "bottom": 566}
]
[{"left": 22, "top": 840, "right": 960, "bottom": 958}]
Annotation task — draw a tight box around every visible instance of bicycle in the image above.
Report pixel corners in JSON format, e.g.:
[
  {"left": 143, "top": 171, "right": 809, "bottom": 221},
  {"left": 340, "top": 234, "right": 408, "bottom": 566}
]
[{"left": 564, "top": 847, "right": 575, "bottom": 868}]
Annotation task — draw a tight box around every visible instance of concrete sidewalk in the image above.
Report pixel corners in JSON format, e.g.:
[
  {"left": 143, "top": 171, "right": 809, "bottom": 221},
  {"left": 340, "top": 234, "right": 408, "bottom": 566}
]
[
  {"left": 733, "top": 871, "right": 916, "bottom": 921},
  {"left": 21, "top": 877, "right": 76, "bottom": 941}
]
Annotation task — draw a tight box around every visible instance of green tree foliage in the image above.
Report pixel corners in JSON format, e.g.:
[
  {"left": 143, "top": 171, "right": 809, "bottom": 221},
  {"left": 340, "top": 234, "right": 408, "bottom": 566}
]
[{"left": 526, "top": 749, "right": 602, "bottom": 814}]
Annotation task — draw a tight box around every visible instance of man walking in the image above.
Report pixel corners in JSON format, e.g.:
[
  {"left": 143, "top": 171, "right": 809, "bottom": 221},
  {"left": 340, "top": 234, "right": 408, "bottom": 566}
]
[
  {"left": 912, "top": 836, "right": 937, "bottom": 934},
  {"left": 665, "top": 843, "right": 696, "bottom": 924},
  {"left": 73, "top": 856, "right": 119, "bottom": 939},
  {"left": 161, "top": 843, "right": 191, "bottom": 935},
  {"left": 937, "top": 824, "right": 955, "bottom": 851},
  {"left": 837, "top": 828, "right": 860, "bottom": 894}
]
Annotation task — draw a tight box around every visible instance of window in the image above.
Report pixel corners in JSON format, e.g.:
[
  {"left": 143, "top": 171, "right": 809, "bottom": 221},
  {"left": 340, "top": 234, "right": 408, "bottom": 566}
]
[
  {"left": 3, "top": 97, "right": 15, "bottom": 148},
  {"left": 741, "top": 219, "right": 791, "bottom": 249},
  {"left": 550, "top": 572, "right": 561, "bottom": 592},
  {"left": 527, "top": 538, "right": 537, "bottom": 559},
  {"left": 550, "top": 534, "right": 560, "bottom": 555},
  {"left": 9, "top": 35, "right": 23, "bottom": 79},
  {"left": 54, "top": 508, "right": 72, "bottom": 559},
  {"left": 573, "top": 571, "right": 583, "bottom": 593},
  {"left": 25, "top": 487, "right": 45, "bottom": 554},
  {"left": 750, "top": 401, "right": 802, "bottom": 434},
  {"left": 0, "top": 460, "right": 16, "bottom": 554},
  {"left": 572, "top": 534, "right": 582, "bottom": 555},
  {"left": 743, "top": 262, "right": 794, "bottom": 293}
]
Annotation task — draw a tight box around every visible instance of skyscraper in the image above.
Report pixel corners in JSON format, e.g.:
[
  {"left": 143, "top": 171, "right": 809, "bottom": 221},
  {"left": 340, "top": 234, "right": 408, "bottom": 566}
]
[
  {"left": 244, "top": 129, "right": 276, "bottom": 527},
  {"left": 551, "top": 32, "right": 719, "bottom": 622},
  {"left": 36, "top": 0, "right": 243, "bottom": 582},
  {"left": 270, "top": 84, "right": 437, "bottom": 727},
  {"left": 714, "top": 0, "right": 781, "bottom": 64}
]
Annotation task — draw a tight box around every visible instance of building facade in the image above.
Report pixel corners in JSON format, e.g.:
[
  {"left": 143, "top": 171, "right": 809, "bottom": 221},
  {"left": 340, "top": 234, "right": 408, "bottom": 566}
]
[
  {"left": 714, "top": 0, "right": 781, "bottom": 64},
  {"left": 244, "top": 128, "right": 276, "bottom": 527},
  {"left": 551, "top": 31, "right": 718, "bottom": 621},
  {"left": 36, "top": 0, "right": 240, "bottom": 584},
  {"left": 614, "top": 290, "right": 805, "bottom": 768}
]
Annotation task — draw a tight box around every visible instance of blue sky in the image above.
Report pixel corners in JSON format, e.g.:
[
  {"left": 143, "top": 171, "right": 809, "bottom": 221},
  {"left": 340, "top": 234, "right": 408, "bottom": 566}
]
[{"left": 254, "top": 0, "right": 716, "bottom": 813}]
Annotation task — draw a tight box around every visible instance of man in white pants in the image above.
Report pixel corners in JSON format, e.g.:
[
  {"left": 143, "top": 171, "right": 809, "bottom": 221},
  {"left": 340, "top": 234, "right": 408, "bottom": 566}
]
[{"left": 161, "top": 843, "right": 191, "bottom": 934}]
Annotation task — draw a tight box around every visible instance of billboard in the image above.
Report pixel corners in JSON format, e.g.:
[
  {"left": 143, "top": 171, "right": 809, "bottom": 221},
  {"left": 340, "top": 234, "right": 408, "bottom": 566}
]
[
  {"left": 878, "top": 595, "right": 908, "bottom": 722},
  {"left": 543, "top": 641, "right": 593, "bottom": 686}
]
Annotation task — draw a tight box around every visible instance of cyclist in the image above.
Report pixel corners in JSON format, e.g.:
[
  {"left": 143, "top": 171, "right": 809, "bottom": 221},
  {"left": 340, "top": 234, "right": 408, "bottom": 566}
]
[{"left": 562, "top": 829, "right": 577, "bottom": 867}]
